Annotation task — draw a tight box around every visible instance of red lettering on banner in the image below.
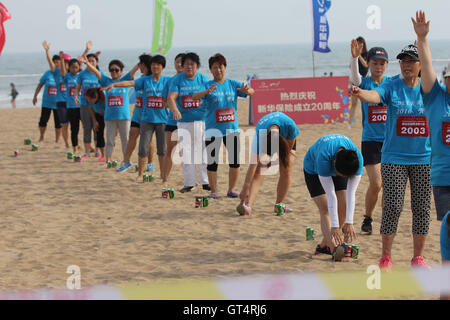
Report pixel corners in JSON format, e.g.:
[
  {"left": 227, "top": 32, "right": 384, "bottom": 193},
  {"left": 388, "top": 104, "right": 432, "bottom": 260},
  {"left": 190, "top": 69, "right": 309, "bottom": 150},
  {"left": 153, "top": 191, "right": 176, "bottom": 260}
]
[
  {"left": 146, "top": 96, "right": 163, "bottom": 109},
  {"left": 251, "top": 76, "right": 350, "bottom": 125},
  {"left": 396, "top": 116, "right": 429, "bottom": 137},
  {"left": 216, "top": 108, "right": 235, "bottom": 123},
  {"left": 182, "top": 96, "right": 202, "bottom": 109},
  {"left": 136, "top": 97, "right": 143, "bottom": 108},
  {"left": 442, "top": 122, "right": 450, "bottom": 145},
  {"left": 60, "top": 83, "right": 67, "bottom": 93},
  {"left": 48, "top": 86, "right": 57, "bottom": 96},
  {"left": 368, "top": 105, "right": 387, "bottom": 123},
  {"left": 108, "top": 96, "right": 124, "bottom": 107}
]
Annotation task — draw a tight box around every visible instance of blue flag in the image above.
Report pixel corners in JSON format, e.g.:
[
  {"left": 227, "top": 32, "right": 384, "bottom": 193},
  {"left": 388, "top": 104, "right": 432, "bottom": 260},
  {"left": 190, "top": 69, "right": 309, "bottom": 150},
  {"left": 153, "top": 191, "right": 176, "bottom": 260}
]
[{"left": 312, "top": 0, "right": 331, "bottom": 53}]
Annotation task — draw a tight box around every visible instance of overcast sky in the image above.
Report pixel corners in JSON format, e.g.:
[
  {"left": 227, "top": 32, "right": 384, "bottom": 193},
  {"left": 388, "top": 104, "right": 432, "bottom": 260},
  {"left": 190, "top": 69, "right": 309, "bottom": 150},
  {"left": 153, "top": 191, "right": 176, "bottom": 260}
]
[{"left": 1, "top": 0, "right": 449, "bottom": 53}]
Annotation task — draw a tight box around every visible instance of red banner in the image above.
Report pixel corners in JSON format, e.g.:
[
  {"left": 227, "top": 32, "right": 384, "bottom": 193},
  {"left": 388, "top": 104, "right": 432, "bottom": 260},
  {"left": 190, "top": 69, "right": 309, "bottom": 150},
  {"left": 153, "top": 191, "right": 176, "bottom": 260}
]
[{"left": 250, "top": 77, "right": 351, "bottom": 125}]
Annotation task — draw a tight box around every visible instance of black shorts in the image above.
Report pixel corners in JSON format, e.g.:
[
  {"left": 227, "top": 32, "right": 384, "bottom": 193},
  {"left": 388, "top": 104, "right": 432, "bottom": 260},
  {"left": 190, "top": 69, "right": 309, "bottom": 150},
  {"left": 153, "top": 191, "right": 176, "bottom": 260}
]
[
  {"left": 361, "top": 141, "right": 383, "bottom": 166},
  {"left": 131, "top": 121, "right": 140, "bottom": 128},
  {"left": 303, "top": 169, "right": 348, "bottom": 198},
  {"left": 57, "top": 102, "right": 68, "bottom": 125},
  {"left": 165, "top": 125, "right": 177, "bottom": 132}
]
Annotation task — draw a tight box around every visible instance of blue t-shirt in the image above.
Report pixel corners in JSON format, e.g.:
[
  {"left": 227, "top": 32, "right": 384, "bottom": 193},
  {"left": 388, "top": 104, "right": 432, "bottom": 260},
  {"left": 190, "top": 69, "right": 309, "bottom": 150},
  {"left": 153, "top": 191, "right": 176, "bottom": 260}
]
[
  {"left": 203, "top": 79, "right": 247, "bottom": 138},
  {"left": 303, "top": 134, "right": 364, "bottom": 177},
  {"left": 63, "top": 72, "right": 80, "bottom": 109},
  {"left": 103, "top": 87, "right": 132, "bottom": 121},
  {"left": 359, "top": 75, "right": 399, "bottom": 142},
  {"left": 52, "top": 68, "right": 68, "bottom": 103},
  {"left": 92, "top": 99, "right": 106, "bottom": 114},
  {"left": 375, "top": 77, "right": 431, "bottom": 165},
  {"left": 131, "top": 74, "right": 147, "bottom": 124},
  {"left": 168, "top": 72, "right": 210, "bottom": 122},
  {"left": 39, "top": 70, "right": 58, "bottom": 109},
  {"left": 137, "top": 75, "right": 169, "bottom": 124},
  {"left": 162, "top": 75, "right": 179, "bottom": 126},
  {"left": 78, "top": 69, "right": 107, "bottom": 106},
  {"left": 251, "top": 112, "right": 300, "bottom": 154},
  {"left": 422, "top": 79, "right": 450, "bottom": 186}
]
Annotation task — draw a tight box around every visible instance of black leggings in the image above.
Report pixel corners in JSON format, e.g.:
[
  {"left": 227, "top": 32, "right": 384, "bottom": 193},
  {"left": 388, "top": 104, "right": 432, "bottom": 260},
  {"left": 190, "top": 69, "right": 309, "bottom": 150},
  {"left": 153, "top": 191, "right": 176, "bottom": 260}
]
[
  {"left": 39, "top": 107, "right": 61, "bottom": 129},
  {"left": 67, "top": 108, "right": 81, "bottom": 147},
  {"left": 205, "top": 133, "right": 240, "bottom": 172},
  {"left": 94, "top": 112, "right": 105, "bottom": 148}
]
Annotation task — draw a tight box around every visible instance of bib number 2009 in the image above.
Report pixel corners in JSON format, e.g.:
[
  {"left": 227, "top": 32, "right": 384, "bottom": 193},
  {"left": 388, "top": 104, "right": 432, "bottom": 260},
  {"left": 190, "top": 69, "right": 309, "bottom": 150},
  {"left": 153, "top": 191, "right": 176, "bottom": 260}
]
[{"left": 397, "top": 116, "right": 429, "bottom": 137}]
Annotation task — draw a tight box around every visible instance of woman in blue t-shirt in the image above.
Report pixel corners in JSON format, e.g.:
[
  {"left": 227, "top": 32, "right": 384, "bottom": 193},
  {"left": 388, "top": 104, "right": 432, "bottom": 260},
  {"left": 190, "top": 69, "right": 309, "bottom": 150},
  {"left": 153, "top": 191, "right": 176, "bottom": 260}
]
[
  {"left": 80, "top": 55, "right": 139, "bottom": 164},
  {"left": 167, "top": 52, "right": 211, "bottom": 193},
  {"left": 350, "top": 42, "right": 396, "bottom": 235},
  {"left": 85, "top": 88, "right": 106, "bottom": 162},
  {"left": 413, "top": 11, "right": 450, "bottom": 283},
  {"left": 352, "top": 44, "right": 432, "bottom": 271},
  {"left": 192, "top": 53, "right": 254, "bottom": 199},
  {"left": 303, "top": 134, "right": 363, "bottom": 259},
  {"left": 237, "top": 112, "right": 299, "bottom": 216},
  {"left": 33, "top": 57, "right": 61, "bottom": 143}
]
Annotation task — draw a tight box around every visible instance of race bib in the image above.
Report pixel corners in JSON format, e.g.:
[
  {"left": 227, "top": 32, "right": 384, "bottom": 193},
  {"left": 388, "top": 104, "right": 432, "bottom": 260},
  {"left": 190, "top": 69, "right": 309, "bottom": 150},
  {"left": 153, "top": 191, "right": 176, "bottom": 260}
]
[
  {"left": 397, "top": 116, "right": 429, "bottom": 137},
  {"left": 47, "top": 86, "right": 57, "bottom": 96},
  {"left": 69, "top": 87, "right": 80, "bottom": 97},
  {"left": 108, "top": 96, "right": 124, "bottom": 107},
  {"left": 442, "top": 122, "right": 450, "bottom": 146},
  {"left": 136, "top": 97, "right": 143, "bottom": 108},
  {"left": 368, "top": 105, "right": 387, "bottom": 123},
  {"left": 182, "top": 96, "right": 202, "bottom": 109},
  {"left": 216, "top": 108, "right": 235, "bottom": 123},
  {"left": 146, "top": 96, "right": 163, "bottom": 109},
  {"left": 60, "top": 83, "right": 67, "bottom": 93}
]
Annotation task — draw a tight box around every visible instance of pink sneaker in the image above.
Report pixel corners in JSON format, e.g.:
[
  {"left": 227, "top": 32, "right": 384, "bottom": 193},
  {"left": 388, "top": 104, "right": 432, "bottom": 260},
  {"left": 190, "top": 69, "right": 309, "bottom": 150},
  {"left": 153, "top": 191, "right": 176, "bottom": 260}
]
[
  {"left": 97, "top": 157, "right": 106, "bottom": 162},
  {"left": 236, "top": 204, "right": 252, "bottom": 216},
  {"left": 95, "top": 151, "right": 101, "bottom": 158},
  {"left": 378, "top": 255, "right": 393, "bottom": 272},
  {"left": 82, "top": 152, "right": 90, "bottom": 158},
  {"left": 411, "top": 256, "right": 431, "bottom": 270}
]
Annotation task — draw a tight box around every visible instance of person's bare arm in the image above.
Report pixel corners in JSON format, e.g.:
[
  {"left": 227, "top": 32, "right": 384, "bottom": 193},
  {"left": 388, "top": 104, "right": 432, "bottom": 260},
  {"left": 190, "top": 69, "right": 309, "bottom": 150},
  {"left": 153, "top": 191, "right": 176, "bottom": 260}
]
[
  {"left": 167, "top": 92, "right": 182, "bottom": 120},
  {"left": 74, "top": 83, "right": 82, "bottom": 106},
  {"left": 59, "top": 51, "right": 67, "bottom": 78},
  {"left": 42, "top": 41, "right": 56, "bottom": 73},
  {"left": 350, "top": 86, "right": 381, "bottom": 104},
  {"left": 128, "top": 63, "right": 140, "bottom": 79},
  {"left": 192, "top": 84, "right": 217, "bottom": 100},
  {"left": 33, "top": 83, "right": 44, "bottom": 106},
  {"left": 81, "top": 41, "right": 92, "bottom": 57},
  {"left": 412, "top": 10, "right": 436, "bottom": 94},
  {"left": 78, "top": 55, "right": 101, "bottom": 81}
]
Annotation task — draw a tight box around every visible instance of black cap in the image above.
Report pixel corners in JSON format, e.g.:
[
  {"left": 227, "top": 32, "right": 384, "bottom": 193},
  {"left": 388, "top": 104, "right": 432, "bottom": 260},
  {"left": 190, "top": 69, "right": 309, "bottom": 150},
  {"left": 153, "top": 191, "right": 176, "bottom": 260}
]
[
  {"left": 396, "top": 44, "right": 419, "bottom": 61},
  {"left": 367, "top": 47, "right": 389, "bottom": 62}
]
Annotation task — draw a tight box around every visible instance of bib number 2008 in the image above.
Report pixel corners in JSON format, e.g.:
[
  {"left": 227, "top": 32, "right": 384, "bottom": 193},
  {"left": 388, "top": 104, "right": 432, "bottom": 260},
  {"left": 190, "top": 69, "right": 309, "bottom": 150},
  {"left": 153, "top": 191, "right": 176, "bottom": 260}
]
[{"left": 397, "top": 116, "right": 429, "bottom": 137}]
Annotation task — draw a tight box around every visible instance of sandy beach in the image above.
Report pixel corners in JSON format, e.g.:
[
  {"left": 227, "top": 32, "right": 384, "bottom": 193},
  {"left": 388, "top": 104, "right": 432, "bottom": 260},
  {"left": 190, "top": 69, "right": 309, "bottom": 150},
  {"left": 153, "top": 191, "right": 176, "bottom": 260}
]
[{"left": 0, "top": 101, "right": 442, "bottom": 298}]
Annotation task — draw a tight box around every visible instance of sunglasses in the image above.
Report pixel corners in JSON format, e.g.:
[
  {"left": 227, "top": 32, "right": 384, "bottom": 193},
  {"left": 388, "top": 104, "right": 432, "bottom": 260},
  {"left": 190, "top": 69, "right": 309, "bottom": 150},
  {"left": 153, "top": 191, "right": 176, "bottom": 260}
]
[
  {"left": 399, "top": 59, "right": 419, "bottom": 64},
  {"left": 109, "top": 68, "right": 121, "bottom": 73}
]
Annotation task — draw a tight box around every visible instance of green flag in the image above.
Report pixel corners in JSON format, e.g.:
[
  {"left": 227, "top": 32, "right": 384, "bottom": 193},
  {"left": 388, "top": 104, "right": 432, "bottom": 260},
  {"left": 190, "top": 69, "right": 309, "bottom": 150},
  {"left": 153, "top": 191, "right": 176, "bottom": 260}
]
[{"left": 151, "top": 0, "right": 174, "bottom": 54}]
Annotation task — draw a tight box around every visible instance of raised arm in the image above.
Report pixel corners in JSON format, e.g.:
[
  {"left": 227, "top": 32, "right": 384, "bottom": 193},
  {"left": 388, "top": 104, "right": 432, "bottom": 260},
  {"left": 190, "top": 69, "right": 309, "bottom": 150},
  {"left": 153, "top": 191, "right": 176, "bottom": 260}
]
[
  {"left": 79, "top": 55, "right": 102, "bottom": 81},
  {"left": 81, "top": 40, "right": 92, "bottom": 57},
  {"left": 59, "top": 51, "right": 67, "bottom": 78},
  {"left": 237, "top": 84, "right": 255, "bottom": 96},
  {"left": 412, "top": 10, "right": 435, "bottom": 93},
  {"left": 350, "top": 39, "right": 362, "bottom": 86},
  {"left": 42, "top": 41, "right": 56, "bottom": 73},
  {"left": 128, "top": 63, "right": 140, "bottom": 79}
]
